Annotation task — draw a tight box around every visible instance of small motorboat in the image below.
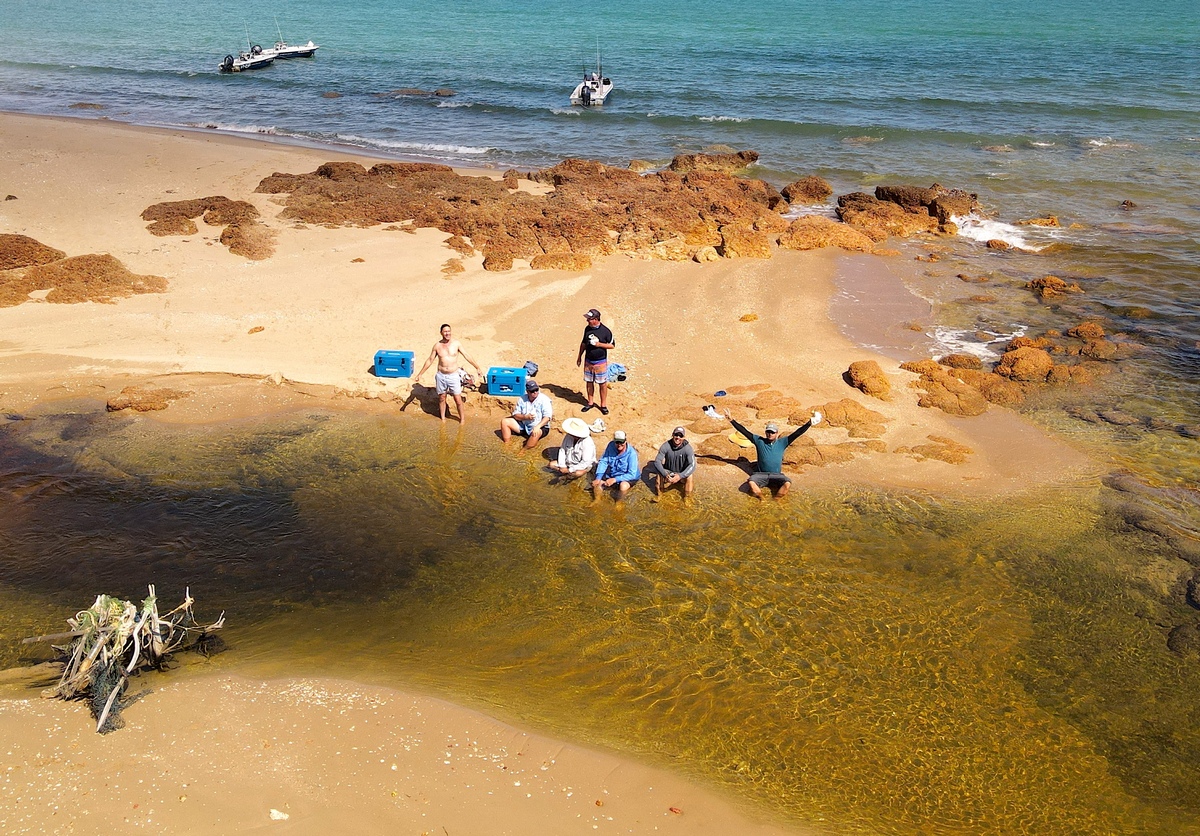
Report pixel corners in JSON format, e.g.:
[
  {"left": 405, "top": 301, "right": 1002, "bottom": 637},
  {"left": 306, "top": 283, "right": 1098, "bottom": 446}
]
[
  {"left": 219, "top": 43, "right": 275, "bottom": 73},
  {"left": 263, "top": 39, "right": 319, "bottom": 59},
  {"left": 570, "top": 55, "right": 612, "bottom": 107}
]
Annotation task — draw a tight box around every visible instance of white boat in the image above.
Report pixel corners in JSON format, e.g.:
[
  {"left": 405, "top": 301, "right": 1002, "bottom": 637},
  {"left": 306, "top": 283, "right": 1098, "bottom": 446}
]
[
  {"left": 263, "top": 39, "right": 319, "bottom": 59},
  {"left": 570, "top": 57, "right": 612, "bottom": 107},
  {"left": 219, "top": 44, "right": 275, "bottom": 73}
]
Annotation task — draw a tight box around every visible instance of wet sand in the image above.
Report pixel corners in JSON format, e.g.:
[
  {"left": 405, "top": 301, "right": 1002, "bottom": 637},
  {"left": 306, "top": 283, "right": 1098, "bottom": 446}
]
[{"left": 0, "top": 111, "right": 1100, "bottom": 831}]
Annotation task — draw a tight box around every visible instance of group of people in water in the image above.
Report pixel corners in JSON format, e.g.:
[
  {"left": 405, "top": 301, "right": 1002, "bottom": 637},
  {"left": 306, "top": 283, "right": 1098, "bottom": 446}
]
[{"left": 413, "top": 309, "right": 821, "bottom": 500}]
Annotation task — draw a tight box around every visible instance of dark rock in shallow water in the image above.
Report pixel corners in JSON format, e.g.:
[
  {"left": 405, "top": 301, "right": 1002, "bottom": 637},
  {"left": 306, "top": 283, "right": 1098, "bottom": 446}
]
[
  {"left": 1166, "top": 622, "right": 1200, "bottom": 655},
  {"left": 1187, "top": 575, "right": 1200, "bottom": 609}
]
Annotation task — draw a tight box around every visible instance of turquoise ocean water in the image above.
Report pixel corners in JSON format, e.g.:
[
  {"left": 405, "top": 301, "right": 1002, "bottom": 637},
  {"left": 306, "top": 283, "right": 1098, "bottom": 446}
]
[{"left": 3, "top": 2, "right": 1200, "bottom": 833}]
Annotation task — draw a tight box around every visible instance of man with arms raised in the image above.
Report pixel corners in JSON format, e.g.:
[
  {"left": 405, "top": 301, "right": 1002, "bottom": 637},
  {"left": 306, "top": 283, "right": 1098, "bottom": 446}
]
[{"left": 415, "top": 323, "right": 483, "bottom": 423}]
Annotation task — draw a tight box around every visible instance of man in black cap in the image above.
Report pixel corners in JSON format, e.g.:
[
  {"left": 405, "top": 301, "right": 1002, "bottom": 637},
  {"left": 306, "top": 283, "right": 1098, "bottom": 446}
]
[
  {"left": 725, "top": 409, "right": 822, "bottom": 499},
  {"left": 652, "top": 426, "right": 696, "bottom": 501},
  {"left": 500, "top": 379, "right": 554, "bottom": 449},
  {"left": 576, "top": 308, "right": 614, "bottom": 415}
]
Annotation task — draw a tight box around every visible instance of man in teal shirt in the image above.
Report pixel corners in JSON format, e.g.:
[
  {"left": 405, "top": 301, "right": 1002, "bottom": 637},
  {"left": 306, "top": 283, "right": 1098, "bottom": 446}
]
[{"left": 725, "top": 408, "right": 822, "bottom": 499}]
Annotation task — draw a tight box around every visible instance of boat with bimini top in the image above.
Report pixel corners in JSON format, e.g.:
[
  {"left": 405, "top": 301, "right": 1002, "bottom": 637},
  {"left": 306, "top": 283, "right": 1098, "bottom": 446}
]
[{"left": 570, "top": 52, "right": 612, "bottom": 107}]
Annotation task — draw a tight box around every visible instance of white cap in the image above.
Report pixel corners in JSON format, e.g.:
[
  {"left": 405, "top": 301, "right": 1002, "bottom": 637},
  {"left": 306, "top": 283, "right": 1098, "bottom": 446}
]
[{"left": 613, "top": 430, "right": 627, "bottom": 442}]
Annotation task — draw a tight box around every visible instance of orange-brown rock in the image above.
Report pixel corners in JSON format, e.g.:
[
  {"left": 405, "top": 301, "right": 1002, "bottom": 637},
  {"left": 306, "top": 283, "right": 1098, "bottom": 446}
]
[
  {"left": 784, "top": 439, "right": 886, "bottom": 467},
  {"left": 986, "top": 239, "right": 1011, "bottom": 250},
  {"left": 0, "top": 233, "right": 66, "bottom": 271},
  {"left": 872, "top": 184, "right": 980, "bottom": 224},
  {"left": 778, "top": 215, "right": 875, "bottom": 252},
  {"left": 1080, "top": 339, "right": 1119, "bottom": 360},
  {"left": 835, "top": 193, "right": 939, "bottom": 241},
  {"left": 219, "top": 222, "right": 276, "bottom": 260},
  {"left": 895, "top": 435, "right": 973, "bottom": 464},
  {"left": 781, "top": 176, "right": 833, "bottom": 204},
  {"left": 106, "top": 386, "right": 191, "bottom": 413},
  {"left": 667, "top": 150, "right": 759, "bottom": 174},
  {"left": 441, "top": 258, "right": 465, "bottom": 275},
  {"left": 846, "top": 360, "right": 891, "bottom": 400},
  {"left": 444, "top": 235, "right": 475, "bottom": 256},
  {"left": 258, "top": 157, "right": 798, "bottom": 269},
  {"left": 694, "top": 432, "right": 750, "bottom": 462},
  {"left": 1018, "top": 216, "right": 1060, "bottom": 227},
  {"left": 995, "top": 346, "right": 1054, "bottom": 382},
  {"left": 745, "top": 389, "right": 805, "bottom": 417},
  {"left": 718, "top": 225, "right": 772, "bottom": 259},
  {"left": 693, "top": 245, "right": 720, "bottom": 263},
  {"left": 938, "top": 353, "right": 982, "bottom": 370},
  {"left": 146, "top": 216, "right": 198, "bottom": 236},
  {"left": 1067, "top": 321, "right": 1106, "bottom": 340},
  {"left": 1026, "top": 275, "right": 1082, "bottom": 298},
  {"left": 803, "top": 398, "right": 888, "bottom": 438},
  {"left": 482, "top": 252, "right": 514, "bottom": 271},
  {"left": 900, "top": 360, "right": 989, "bottom": 416},
  {"left": 1006, "top": 335, "right": 1056, "bottom": 351},
  {"left": 530, "top": 252, "right": 592, "bottom": 271},
  {"left": 16, "top": 254, "right": 166, "bottom": 305},
  {"left": 628, "top": 159, "right": 656, "bottom": 173},
  {"left": 950, "top": 368, "right": 1026, "bottom": 406}
]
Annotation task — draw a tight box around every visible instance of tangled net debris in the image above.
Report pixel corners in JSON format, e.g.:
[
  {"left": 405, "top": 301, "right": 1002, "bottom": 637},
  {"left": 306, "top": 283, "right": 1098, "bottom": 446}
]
[{"left": 25, "top": 586, "right": 224, "bottom": 732}]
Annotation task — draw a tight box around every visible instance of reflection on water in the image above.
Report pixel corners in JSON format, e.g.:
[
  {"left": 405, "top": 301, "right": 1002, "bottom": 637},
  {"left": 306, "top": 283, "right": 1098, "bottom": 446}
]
[{"left": 2, "top": 405, "right": 1199, "bottom": 835}]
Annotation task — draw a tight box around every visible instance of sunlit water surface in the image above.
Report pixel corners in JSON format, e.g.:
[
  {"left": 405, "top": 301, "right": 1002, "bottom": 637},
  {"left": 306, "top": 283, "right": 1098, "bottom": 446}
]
[{"left": 2, "top": 404, "right": 1198, "bottom": 835}]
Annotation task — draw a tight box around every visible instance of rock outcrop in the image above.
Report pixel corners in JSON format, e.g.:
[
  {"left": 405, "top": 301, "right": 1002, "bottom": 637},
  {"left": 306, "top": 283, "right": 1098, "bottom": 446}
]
[
  {"left": 781, "top": 176, "right": 833, "bottom": 204},
  {"left": 777, "top": 216, "right": 875, "bottom": 252},
  {"left": 0, "top": 233, "right": 66, "bottom": 270},
  {"left": 845, "top": 360, "right": 891, "bottom": 400}
]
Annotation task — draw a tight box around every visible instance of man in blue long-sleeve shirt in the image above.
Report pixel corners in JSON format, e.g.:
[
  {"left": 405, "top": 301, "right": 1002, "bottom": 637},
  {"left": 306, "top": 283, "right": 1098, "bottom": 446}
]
[
  {"left": 725, "top": 408, "right": 822, "bottom": 499},
  {"left": 592, "top": 430, "right": 639, "bottom": 501}
]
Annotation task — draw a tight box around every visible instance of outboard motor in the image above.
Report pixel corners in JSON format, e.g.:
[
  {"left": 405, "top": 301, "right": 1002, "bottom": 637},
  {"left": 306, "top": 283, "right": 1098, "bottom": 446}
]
[
  {"left": 220, "top": 54, "right": 235, "bottom": 73},
  {"left": 582, "top": 87, "right": 591, "bottom": 106},
  {"left": 251, "top": 44, "right": 263, "bottom": 55}
]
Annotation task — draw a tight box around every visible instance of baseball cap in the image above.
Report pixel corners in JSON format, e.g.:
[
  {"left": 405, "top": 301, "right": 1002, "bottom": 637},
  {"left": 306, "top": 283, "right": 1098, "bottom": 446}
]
[
  {"left": 525, "top": 379, "right": 539, "bottom": 392},
  {"left": 764, "top": 422, "right": 779, "bottom": 433},
  {"left": 613, "top": 430, "right": 627, "bottom": 443},
  {"left": 672, "top": 427, "right": 686, "bottom": 437},
  {"left": 584, "top": 308, "right": 601, "bottom": 319}
]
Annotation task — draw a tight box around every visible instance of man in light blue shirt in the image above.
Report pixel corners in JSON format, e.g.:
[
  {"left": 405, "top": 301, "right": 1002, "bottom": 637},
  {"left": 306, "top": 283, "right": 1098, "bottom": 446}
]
[
  {"left": 500, "top": 379, "right": 553, "bottom": 449},
  {"left": 592, "top": 430, "right": 639, "bottom": 501}
]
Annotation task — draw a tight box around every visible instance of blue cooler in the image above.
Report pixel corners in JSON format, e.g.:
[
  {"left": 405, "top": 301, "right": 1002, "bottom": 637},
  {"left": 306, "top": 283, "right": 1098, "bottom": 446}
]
[
  {"left": 374, "top": 350, "right": 414, "bottom": 378},
  {"left": 486, "top": 366, "right": 526, "bottom": 396}
]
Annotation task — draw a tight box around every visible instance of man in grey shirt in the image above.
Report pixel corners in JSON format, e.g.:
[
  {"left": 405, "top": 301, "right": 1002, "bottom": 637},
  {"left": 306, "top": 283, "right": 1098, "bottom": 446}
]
[{"left": 652, "top": 426, "right": 696, "bottom": 501}]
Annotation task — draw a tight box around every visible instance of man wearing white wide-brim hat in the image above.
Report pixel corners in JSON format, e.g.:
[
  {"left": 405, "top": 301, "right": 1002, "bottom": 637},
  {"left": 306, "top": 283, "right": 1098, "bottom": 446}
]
[{"left": 550, "top": 416, "right": 597, "bottom": 481}]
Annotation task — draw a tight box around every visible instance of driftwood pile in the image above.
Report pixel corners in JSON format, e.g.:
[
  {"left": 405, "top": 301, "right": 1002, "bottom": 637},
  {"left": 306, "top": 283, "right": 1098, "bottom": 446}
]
[{"left": 24, "top": 586, "right": 224, "bottom": 732}]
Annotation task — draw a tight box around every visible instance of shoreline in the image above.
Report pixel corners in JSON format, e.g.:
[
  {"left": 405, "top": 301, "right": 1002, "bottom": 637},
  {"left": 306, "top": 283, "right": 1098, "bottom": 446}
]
[
  {"left": 0, "top": 669, "right": 801, "bottom": 835},
  {"left": 0, "top": 110, "right": 1113, "bottom": 832}
]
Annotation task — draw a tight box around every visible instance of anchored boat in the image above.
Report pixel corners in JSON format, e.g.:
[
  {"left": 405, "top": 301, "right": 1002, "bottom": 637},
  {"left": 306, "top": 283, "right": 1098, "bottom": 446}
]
[
  {"left": 570, "top": 54, "right": 612, "bottom": 107},
  {"left": 219, "top": 43, "right": 274, "bottom": 73}
]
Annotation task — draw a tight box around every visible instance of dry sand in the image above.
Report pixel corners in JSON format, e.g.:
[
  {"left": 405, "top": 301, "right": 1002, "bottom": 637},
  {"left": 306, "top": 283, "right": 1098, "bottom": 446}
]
[{"left": 0, "top": 112, "right": 1098, "bottom": 832}]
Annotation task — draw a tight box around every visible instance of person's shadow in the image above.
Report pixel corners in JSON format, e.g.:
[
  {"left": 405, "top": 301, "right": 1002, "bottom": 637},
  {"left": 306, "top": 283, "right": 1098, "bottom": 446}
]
[
  {"left": 539, "top": 382, "right": 589, "bottom": 407},
  {"left": 398, "top": 383, "right": 442, "bottom": 418}
]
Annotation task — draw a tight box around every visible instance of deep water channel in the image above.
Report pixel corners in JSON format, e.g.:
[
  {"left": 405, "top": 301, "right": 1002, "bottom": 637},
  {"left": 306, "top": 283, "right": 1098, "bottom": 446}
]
[{"left": 1, "top": 403, "right": 1198, "bottom": 835}]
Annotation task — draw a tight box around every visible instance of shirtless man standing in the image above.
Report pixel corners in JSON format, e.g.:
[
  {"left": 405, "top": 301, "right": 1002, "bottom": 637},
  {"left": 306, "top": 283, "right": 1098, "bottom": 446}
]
[{"left": 415, "top": 323, "right": 483, "bottom": 423}]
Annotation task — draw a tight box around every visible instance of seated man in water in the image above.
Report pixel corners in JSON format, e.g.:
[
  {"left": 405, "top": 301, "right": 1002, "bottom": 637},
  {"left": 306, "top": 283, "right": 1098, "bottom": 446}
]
[
  {"left": 591, "top": 430, "right": 639, "bottom": 501},
  {"left": 500, "top": 380, "right": 554, "bottom": 449},
  {"left": 725, "top": 408, "right": 822, "bottom": 499},
  {"left": 550, "top": 417, "right": 597, "bottom": 481},
  {"left": 652, "top": 426, "right": 696, "bottom": 502}
]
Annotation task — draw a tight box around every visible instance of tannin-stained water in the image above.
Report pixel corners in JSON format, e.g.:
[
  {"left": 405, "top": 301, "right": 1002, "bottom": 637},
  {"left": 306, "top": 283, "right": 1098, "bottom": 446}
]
[{"left": 2, "top": 403, "right": 1198, "bottom": 835}]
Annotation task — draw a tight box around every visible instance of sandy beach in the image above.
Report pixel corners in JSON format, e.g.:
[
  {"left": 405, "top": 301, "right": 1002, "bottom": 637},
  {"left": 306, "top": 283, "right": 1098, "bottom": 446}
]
[{"left": 0, "top": 112, "right": 1104, "bottom": 832}]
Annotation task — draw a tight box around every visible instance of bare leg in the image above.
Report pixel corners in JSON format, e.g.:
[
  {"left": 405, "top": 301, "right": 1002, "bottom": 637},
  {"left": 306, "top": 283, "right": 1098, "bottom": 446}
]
[
  {"left": 500, "top": 416, "right": 519, "bottom": 442},
  {"left": 683, "top": 475, "right": 694, "bottom": 499},
  {"left": 590, "top": 478, "right": 603, "bottom": 503},
  {"left": 616, "top": 481, "right": 630, "bottom": 500},
  {"left": 585, "top": 380, "right": 596, "bottom": 406},
  {"left": 598, "top": 381, "right": 609, "bottom": 409},
  {"left": 746, "top": 478, "right": 763, "bottom": 500},
  {"left": 653, "top": 474, "right": 665, "bottom": 502},
  {"left": 522, "top": 429, "right": 542, "bottom": 450},
  {"left": 438, "top": 393, "right": 448, "bottom": 421},
  {"left": 452, "top": 392, "right": 466, "bottom": 423},
  {"left": 777, "top": 481, "right": 790, "bottom": 498}
]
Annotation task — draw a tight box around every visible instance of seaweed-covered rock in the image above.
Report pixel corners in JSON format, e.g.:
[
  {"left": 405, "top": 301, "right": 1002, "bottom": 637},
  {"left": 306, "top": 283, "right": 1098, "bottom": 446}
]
[
  {"left": 0, "top": 233, "right": 66, "bottom": 270},
  {"left": 106, "top": 386, "right": 191, "bottom": 412},
  {"left": 1026, "top": 275, "right": 1082, "bottom": 298},
  {"left": 667, "top": 150, "right": 759, "bottom": 174}
]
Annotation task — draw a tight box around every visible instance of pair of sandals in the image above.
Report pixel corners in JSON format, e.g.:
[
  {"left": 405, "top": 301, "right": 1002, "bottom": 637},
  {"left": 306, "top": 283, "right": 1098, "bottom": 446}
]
[{"left": 581, "top": 403, "right": 609, "bottom": 415}]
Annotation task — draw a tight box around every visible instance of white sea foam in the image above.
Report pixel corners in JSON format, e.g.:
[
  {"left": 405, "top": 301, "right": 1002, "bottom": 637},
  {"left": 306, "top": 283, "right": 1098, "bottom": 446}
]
[
  {"left": 951, "top": 213, "right": 1041, "bottom": 251},
  {"left": 193, "top": 122, "right": 278, "bottom": 135},
  {"left": 929, "top": 324, "right": 1027, "bottom": 361},
  {"left": 335, "top": 134, "right": 490, "bottom": 155},
  {"left": 435, "top": 100, "right": 473, "bottom": 108},
  {"left": 699, "top": 115, "right": 748, "bottom": 123},
  {"left": 1029, "top": 141, "right": 1056, "bottom": 148},
  {"left": 782, "top": 204, "right": 836, "bottom": 221},
  {"left": 550, "top": 107, "right": 581, "bottom": 116}
]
